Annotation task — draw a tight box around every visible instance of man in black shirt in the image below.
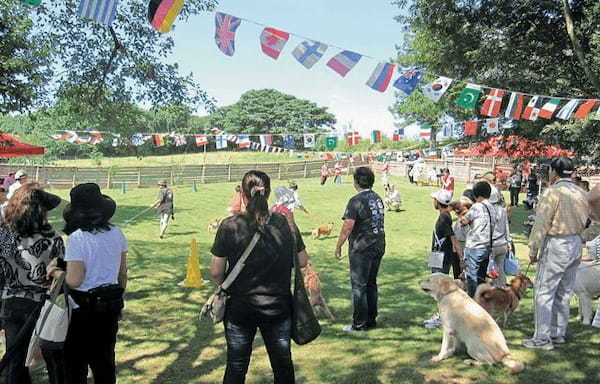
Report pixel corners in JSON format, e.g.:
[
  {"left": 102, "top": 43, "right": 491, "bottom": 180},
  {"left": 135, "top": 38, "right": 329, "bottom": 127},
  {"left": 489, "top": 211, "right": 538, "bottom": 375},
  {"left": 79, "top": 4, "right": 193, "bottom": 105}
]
[
  {"left": 335, "top": 167, "right": 385, "bottom": 331},
  {"left": 150, "top": 180, "right": 174, "bottom": 239}
]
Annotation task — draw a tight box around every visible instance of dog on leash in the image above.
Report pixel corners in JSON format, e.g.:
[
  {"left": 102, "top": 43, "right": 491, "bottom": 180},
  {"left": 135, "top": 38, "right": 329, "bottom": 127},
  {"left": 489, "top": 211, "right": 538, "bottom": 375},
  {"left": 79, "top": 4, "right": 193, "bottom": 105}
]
[
  {"left": 475, "top": 273, "right": 533, "bottom": 327},
  {"left": 304, "top": 263, "right": 334, "bottom": 320},
  {"left": 311, "top": 223, "right": 334, "bottom": 239},
  {"left": 420, "top": 274, "right": 524, "bottom": 374},
  {"left": 207, "top": 217, "right": 222, "bottom": 234}
]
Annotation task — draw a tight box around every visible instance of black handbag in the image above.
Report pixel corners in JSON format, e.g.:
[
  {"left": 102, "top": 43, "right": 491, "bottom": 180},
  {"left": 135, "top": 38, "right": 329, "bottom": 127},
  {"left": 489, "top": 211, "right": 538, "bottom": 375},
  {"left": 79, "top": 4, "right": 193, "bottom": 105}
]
[{"left": 287, "top": 217, "right": 321, "bottom": 345}]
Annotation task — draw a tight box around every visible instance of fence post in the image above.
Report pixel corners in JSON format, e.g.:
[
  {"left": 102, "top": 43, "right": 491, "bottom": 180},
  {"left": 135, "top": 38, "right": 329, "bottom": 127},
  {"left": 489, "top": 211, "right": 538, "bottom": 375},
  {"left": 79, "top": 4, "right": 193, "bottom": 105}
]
[
  {"left": 137, "top": 168, "right": 141, "bottom": 187},
  {"left": 107, "top": 170, "right": 112, "bottom": 190},
  {"left": 201, "top": 164, "right": 206, "bottom": 183},
  {"left": 170, "top": 167, "right": 175, "bottom": 186},
  {"left": 35, "top": 166, "right": 40, "bottom": 183},
  {"left": 467, "top": 160, "right": 472, "bottom": 183},
  {"left": 278, "top": 163, "right": 282, "bottom": 180},
  {"left": 72, "top": 168, "right": 77, "bottom": 187},
  {"left": 227, "top": 164, "right": 231, "bottom": 182},
  {"left": 303, "top": 161, "right": 308, "bottom": 178}
]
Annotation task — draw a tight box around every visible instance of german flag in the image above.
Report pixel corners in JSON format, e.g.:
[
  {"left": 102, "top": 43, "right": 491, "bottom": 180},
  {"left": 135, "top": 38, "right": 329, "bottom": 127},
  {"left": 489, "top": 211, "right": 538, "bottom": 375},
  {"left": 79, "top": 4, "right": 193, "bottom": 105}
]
[
  {"left": 152, "top": 134, "right": 165, "bottom": 147},
  {"left": 148, "top": 0, "right": 184, "bottom": 34}
]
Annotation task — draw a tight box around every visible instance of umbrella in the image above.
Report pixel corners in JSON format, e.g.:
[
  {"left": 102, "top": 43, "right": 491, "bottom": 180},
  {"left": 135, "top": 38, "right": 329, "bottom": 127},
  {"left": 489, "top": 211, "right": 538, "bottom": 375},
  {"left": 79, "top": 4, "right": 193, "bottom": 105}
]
[{"left": 0, "top": 132, "right": 44, "bottom": 158}]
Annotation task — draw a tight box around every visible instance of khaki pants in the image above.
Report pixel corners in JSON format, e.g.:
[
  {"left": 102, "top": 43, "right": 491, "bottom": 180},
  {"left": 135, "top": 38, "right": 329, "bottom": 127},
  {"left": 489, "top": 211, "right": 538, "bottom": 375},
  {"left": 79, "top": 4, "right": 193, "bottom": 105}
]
[{"left": 160, "top": 213, "right": 171, "bottom": 236}]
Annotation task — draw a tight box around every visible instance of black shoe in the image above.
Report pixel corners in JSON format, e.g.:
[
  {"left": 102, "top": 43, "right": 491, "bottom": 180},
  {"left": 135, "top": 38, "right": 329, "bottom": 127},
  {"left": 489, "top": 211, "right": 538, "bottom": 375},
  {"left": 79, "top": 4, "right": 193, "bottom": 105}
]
[{"left": 365, "top": 321, "right": 377, "bottom": 330}]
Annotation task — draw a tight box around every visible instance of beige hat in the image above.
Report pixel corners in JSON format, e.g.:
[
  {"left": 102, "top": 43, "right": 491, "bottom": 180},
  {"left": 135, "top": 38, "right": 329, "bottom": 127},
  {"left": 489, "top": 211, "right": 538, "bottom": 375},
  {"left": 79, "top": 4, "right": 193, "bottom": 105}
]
[
  {"left": 588, "top": 184, "right": 600, "bottom": 222},
  {"left": 14, "top": 170, "right": 27, "bottom": 180}
]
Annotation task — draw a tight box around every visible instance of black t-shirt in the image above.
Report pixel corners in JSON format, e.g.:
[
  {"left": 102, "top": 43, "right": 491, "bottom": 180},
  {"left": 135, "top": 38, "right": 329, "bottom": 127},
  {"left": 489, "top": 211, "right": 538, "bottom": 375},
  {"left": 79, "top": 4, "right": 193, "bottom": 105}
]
[
  {"left": 431, "top": 212, "right": 454, "bottom": 255},
  {"left": 527, "top": 176, "right": 538, "bottom": 195},
  {"left": 157, "top": 188, "right": 173, "bottom": 214},
  {"left": 211, "top": 212, "right": 305, "bottom": 322},
  {"left": 342, "top": 189, "right": 386, "bottom": 253}
]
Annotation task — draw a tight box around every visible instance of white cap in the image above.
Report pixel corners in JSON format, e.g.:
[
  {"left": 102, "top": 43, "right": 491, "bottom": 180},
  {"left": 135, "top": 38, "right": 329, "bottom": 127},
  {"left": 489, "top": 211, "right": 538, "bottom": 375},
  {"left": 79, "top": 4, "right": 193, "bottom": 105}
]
[
  {"left": 15, "top": 170, "right": 27, "bottom": 179},
  {"left": 430, "top": 189, "right": 452, "bottom": 205}
]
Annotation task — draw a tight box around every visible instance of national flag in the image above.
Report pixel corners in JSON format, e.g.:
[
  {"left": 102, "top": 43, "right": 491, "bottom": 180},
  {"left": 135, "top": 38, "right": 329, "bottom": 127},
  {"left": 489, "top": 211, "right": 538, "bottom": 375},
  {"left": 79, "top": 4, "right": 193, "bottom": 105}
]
[
  {"left": 326, "top": 50, "right": 362, "bottom": 77},
  {"left": 502, "top": 120, "right": 514, "bottom": 129},
  {"left": 75, "top": 133, "right": 92, "bottom": 144},
  {"left": 292, "top": 40, "right": 328, "bottom": 69},
  {"left": 464, "top": 120, "right": 478, "bottom": 136},
  {"left": 521, "top": 96, "right": 543, "bottom": 121},
  {"left": 347, "top": 131, "right": 359, "bottom": 146},
  {"left": 392, "top": 128, "right": 404, "bottom": 142},
  {"left": 325, "top": 136, "right": 338, "bottom": 149},
  {"left": 262, "top": 144, "right": 270, "bottom": 152},
  {"left": 595, "top": 106, "right": 600, "bottom": 121},
  {"left": 456, "top": 83, "right": 482, "bottom": 109},
  {"left": 419, "top": 125, "right": 432, "bottom": 138},
  {"left": 195, "top": 134, "right": 208, "bottom": 146},
  {"left": 393, "top": 69, "right": 423, "bottom": 97},
  {"left": 130, "top": 133, "right": 145, "bottom": 146},
  {"left": 504, "top": 92, "right": 524, "bottom": 120},
  {"left": 556, "top": 99, "right": 580, "bottom": 120},
  {"left": 237, "top": 135, "right": 250, "bottom": 148},
  {"left": 574, "top": 99, "right": 599, "bottom": 119},
  {"left": 152, "top": 134, "right": 165, "bottom": 147},
  {"left": 89, "top": 131, "right": 104, "bottom": 145},
  {"left": 485, "top": 118, "right": 500, "bottom": 135},
  {"left": 66, "top": 131, "right": 80, "bottom": 144},
  {"left": 260, "top": 27, "right": 289, "bottom": 60},
  {"left": 422, "top": 76, "right": 453, "bottom": 102},
  {"left": 227, "top": 135, "right": 238, "bottom": 143},
  {"left": 371, "top": 130, "right": 382, "bottom": 143},
  {"left": 173, "top": 134, "right": 187, "bottom": 146},
  {"left": 215, "top": 135, "right": 227, "bottom": 150},
  {"left": 480, "top": 88, "right": 505, "bottom": 117},
  {"left": 303, "top": 134, "right": 315, "bottom": 148},
  {"left": 21, "top": 0, "right": 41, "bottom": 6},
  {"left": 538, "top": 98, "right": 561, "bottom": 119},
  {"left": 214, "top": 12, "right": 241, "bottom": 56},
  {"left": 283, "top": 135, "right": 295, "bottom": 149},
  {"left": 78, "top": 0, "right": 119, "bottom": 26},
  {"left": 366, "top": 62, "right": 395, "bottom": 92},
  {"left": 259, "top": 134, "right": 272, "bottom": 146}
]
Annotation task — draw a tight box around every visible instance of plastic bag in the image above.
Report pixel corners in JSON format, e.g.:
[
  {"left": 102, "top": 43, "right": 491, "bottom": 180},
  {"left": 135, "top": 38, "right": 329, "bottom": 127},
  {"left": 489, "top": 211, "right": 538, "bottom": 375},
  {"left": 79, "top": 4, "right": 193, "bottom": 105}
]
[
  {"left": 487, "top": 258, "right": 500, "bottom": 279},
  {"left": 504, "top": 250, "right": 519, "bottom": 276}
]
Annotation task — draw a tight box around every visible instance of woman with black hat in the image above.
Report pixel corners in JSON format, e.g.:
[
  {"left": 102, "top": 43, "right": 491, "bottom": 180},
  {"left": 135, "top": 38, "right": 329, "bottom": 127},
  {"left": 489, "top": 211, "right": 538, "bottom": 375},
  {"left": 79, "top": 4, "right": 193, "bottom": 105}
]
[
  {"left": 48, "top": 183, "right": 127, "bottom": 384},
  {"left": 0, "top": 183, "right": 65, "bottom": 384}
]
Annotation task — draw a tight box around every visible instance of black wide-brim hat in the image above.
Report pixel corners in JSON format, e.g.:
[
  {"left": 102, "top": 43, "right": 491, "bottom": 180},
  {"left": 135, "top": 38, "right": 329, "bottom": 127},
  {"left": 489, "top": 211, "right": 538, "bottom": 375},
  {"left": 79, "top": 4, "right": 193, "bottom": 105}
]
[
  {"left": 36, "top": 189, "right": 62, "bottom": 211},
  {"left": 63, "top": 183, "right": 116, "bottom": 223}
]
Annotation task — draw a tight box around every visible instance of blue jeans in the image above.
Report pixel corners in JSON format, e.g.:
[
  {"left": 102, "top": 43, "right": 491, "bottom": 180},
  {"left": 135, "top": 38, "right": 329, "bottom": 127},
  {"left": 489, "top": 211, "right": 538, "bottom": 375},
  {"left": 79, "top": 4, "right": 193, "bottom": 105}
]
[
  {"left": 223, "top": 316, "right": 294, "bottom": 384},
  {"left": 465, "top": 248, "right": 490, "bottom": 297},
  {"left": 349, "top": 246, "right": 384, "bottom": 329}
]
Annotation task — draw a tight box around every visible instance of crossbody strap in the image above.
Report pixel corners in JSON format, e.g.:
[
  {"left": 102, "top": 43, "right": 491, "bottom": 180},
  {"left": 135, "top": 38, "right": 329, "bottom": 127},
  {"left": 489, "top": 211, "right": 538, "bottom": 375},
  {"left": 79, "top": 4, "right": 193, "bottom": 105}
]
[
  {"left": 483, "top": 203, "right": 494, "bottom": 249},
  {"left": 221, "top": 232, "right": 261, "bottom": 291},
  {"left": 432, "top": 229, "right": 445, "bottom": 250}
]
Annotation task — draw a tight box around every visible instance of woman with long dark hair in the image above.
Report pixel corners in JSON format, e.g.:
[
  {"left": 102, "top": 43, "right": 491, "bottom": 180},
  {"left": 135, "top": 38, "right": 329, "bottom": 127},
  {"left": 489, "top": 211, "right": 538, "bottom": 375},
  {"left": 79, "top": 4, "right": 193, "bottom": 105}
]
[
  {"left": 47, "top": 183, "right": 127, "bottom": 384},
  {"left": 210, "top": 170, "right": 309, "bottom": 384},
  {"left": 0, "top": 183, "right": 64, "bottom": 384}
]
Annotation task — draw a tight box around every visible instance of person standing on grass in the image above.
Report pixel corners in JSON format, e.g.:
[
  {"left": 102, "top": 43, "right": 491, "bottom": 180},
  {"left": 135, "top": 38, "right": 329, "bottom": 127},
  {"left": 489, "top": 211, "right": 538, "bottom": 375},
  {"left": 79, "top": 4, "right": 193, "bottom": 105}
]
[
  {"left": 440, "top": 168, "right": 455, "bottom": 196},
  {"left": 489, "top": 188, "right": 512, "bottom": 288},
  {"left": 210, "top": 170, "right": 310, "bottom": 384},
  {"left": 320, "top": 162, "right": 330, "bottom": 185},
  {"left": 0, "top": 184, "right": 65, "bottom": 384},
  {"left": 150, "top": 180, "right": 174, "bottom": 239},
  {"left": 459, "top": 181, "right": 494, "bottom": 297},
  {"left": 48, "top": 183, "right": 128, "bottom": 384},
  {"left": 523, "top": 157, "right": 589, "bottom": 350},
  {"left": 335, "top": 167, "right": 385, "bottom": 332},
  {"left": 334, "top": 162, "right": 343, "bottom": 184},
  {"left": 509, "top": 170, "right": 523, "bottom": 206},
  {"left": 1, "top": 171, "right": 15, "bottom": 191},
  {"left": 381, "top": 161, "right": 391, "bottom": 190}
]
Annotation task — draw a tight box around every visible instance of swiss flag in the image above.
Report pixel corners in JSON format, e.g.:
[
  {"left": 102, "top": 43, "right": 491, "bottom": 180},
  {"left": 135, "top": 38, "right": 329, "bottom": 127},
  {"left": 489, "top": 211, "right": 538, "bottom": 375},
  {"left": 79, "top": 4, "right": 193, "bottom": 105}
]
[
  {"left": 464, "top": 120, "right": 478, "bottom": 136},
  {"left": 347, "top": 131, "right": 360, "bottom": 146}
]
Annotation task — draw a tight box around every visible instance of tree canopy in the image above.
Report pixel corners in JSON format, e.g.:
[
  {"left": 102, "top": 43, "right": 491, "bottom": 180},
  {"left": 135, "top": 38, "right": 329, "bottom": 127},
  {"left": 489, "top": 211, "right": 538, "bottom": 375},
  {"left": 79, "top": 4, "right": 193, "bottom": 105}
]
[
  {"left": 208, "top": 89, "right": 337, "bottom": 133},
  {"left": 392, "top": 0, "right": 600, "bottom": 161}
]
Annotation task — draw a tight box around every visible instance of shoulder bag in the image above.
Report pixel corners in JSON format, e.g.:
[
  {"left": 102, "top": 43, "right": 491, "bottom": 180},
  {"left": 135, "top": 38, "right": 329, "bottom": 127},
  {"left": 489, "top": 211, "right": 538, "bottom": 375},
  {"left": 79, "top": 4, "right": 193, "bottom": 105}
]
[
  {"left": 286, "top": 216, "right": 321, "bottom": 345},
  {"left": 483, "top": 204, "right": 500, "bottom": 279},
  {"left": 200, "top": 232, "right": 261, "bottom": 323},
  {"left": 428, "top": 230, "right": 445, "bottom": 269}
]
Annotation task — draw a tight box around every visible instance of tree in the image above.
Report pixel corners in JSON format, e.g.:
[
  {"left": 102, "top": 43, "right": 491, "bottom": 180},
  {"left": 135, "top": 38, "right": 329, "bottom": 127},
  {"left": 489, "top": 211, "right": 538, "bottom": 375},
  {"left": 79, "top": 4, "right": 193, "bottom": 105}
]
[
  {"left": 392, "top": 0, "right": 600, "bottom": 161},
  {"left": 209, "top": 89, "right": 336, "bottom": 133},
  {"left": 1, "top": 0, "right": 217, "bottom": 114}
]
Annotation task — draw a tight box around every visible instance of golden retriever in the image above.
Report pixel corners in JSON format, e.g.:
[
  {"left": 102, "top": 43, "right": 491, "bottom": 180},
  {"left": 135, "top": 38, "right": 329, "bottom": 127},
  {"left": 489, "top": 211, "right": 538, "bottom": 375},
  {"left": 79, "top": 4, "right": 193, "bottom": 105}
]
[
  {"left": 311, "top": 223, "right": 334, "bottom": 239},
  {"left": 419, "top": 273, "right": 524, "bottom": 374}
]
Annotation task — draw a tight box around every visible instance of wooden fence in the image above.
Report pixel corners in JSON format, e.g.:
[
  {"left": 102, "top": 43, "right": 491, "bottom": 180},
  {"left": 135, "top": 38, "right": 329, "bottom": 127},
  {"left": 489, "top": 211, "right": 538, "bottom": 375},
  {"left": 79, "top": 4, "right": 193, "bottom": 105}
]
[{"left": 0, "top": 159, "right": 369, "bottom": 189}]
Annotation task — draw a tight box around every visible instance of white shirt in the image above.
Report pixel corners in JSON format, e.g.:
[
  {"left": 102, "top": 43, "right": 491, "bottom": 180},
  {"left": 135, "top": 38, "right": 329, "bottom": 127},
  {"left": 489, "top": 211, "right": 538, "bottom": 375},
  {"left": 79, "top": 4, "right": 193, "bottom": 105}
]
[{"left": 65, "top": 226, "right": 128, "bottom": 291}]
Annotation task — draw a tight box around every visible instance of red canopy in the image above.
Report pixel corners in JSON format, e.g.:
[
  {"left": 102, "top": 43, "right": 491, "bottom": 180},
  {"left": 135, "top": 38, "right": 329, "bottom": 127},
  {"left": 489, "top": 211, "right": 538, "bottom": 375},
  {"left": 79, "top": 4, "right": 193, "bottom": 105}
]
[
  {"left": 0, "top": 133, "right": 44, "bottom": 158},
  {"left": 457, "top": 135, "right": 574, "bottom": 159}
]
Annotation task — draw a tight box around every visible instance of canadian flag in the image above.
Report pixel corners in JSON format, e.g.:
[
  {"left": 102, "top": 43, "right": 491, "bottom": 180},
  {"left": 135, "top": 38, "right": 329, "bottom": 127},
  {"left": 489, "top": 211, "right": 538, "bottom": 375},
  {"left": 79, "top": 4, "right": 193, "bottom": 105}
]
[
  {"left": 195, "top": 134, "right": 208, "bottom": 146},
  {"left": 346, "top": 131, "right": 360, "bottom": 146}
]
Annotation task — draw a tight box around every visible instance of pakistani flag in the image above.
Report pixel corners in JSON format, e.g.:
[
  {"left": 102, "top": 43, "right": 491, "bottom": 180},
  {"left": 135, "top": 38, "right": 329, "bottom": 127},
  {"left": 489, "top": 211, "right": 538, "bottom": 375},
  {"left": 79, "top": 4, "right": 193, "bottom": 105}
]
[
  {"left": 325, "top": 136, "right": 338, "bottom": 149},
  {"left": 556, "top": 99, "right": 580, "bottom": 120},
  {"left": 21, "top": 0, "right": 41, "bottom": 5},
  {"left": 456, "top": 83, "right": 482, "bottom": 109}
]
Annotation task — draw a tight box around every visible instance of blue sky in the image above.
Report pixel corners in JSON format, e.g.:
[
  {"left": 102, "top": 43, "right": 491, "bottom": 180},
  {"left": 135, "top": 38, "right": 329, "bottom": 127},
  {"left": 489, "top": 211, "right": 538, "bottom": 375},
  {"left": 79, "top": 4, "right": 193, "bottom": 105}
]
[{"left": 170, "top": 0, "right": 406, "bottom": 137}]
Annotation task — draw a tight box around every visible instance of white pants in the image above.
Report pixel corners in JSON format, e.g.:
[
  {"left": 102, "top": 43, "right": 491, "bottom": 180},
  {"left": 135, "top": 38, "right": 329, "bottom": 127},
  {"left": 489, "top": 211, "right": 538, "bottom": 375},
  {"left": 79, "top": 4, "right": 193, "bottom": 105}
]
[
  {"left": 533, "top": 235, "right": 582, "bottom": 341},
  {"left": 160, "top": 213, "right": 171, "bottom": 236}
]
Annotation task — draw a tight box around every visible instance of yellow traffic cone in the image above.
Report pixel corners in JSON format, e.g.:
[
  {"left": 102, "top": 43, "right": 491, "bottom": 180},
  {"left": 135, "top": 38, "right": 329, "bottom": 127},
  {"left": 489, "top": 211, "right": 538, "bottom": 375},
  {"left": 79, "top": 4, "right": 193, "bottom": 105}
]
[{"left": 182, "top": 238, "right": 204, "bottom": 287}]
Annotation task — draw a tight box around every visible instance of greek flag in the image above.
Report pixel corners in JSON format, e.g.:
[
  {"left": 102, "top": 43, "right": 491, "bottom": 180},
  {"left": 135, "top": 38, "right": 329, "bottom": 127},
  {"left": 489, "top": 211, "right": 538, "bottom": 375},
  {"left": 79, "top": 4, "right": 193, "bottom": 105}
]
[{"left": 77, "top": 0, "right": 119, "bottom": 26}]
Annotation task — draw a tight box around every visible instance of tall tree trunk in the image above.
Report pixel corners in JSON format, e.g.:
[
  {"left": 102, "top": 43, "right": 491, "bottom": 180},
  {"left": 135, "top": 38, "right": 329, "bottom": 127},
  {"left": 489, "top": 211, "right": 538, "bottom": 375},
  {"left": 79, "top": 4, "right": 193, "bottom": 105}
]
[{"left": 562, "top": 0, "right": 600, "bottom": 92}]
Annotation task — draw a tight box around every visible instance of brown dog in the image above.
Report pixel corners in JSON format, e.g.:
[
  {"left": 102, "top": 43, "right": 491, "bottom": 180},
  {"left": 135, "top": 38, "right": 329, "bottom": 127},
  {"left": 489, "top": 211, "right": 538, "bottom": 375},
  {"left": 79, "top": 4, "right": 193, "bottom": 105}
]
[
  {"left": 207, "top": 217, "right": 222, "bottom": 234},
  {"left": 311, "top": 223, "right": 334, "bottom": 239},
  {"left": 475, "top": 273, "right": 533, "bottom": 327},
  {"left": 304, "top": 263, "right": 334, "bottom": 320}
]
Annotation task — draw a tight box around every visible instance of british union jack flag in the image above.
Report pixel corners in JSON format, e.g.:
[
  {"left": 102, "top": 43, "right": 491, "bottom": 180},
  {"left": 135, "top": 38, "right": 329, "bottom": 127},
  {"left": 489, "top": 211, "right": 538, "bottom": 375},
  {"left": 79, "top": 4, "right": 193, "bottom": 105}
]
[{"left": 214, "top": 12, "right": 241, "bottom": 56}]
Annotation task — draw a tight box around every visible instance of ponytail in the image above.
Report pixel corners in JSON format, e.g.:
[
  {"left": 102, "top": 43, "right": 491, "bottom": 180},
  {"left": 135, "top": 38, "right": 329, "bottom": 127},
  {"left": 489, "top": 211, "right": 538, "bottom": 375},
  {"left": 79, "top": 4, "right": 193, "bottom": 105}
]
[{"left": 242, "top": 170, "right": 271, "bottom": 231}]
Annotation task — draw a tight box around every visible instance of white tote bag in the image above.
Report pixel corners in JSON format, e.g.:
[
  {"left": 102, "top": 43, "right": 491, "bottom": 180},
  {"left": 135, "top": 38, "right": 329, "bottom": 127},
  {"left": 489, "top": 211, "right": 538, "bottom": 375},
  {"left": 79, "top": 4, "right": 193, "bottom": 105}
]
[{"left": 428, "top": 231, "right": 446, "bottom": 269}]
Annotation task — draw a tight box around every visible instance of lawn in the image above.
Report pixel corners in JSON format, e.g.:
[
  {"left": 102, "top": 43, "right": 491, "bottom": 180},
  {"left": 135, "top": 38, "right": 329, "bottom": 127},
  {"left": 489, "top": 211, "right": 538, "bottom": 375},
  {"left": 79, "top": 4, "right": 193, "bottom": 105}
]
[{"left": 42, "top": 174, "right": 599, "bottom": 384}]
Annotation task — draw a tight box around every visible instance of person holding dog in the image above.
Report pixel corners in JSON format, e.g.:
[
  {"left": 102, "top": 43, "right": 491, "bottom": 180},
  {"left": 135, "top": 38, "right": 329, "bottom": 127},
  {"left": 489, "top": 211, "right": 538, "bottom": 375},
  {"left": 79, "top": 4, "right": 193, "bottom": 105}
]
[
  {"left": 335, "top": 166, "right": 385, "bottom": 332},
  {"left": 524, "top": 157, "right": 589, "bottom": 350},
  {"left": 320, "top": 162, "right": 330, "bottom": 185},
  {"left": 210, "top": 170, "right": 310, "bottom": 384},
  {"left": 150, "top": 180, "right": 174, "bottom": 239}
]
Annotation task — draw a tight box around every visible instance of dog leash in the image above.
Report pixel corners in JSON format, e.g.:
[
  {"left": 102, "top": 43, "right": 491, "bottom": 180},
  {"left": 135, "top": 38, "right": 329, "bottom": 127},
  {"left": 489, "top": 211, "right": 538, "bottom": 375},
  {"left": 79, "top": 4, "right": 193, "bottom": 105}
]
[{"left": 120, "top": 207, "right": 154, "bottom": 227}]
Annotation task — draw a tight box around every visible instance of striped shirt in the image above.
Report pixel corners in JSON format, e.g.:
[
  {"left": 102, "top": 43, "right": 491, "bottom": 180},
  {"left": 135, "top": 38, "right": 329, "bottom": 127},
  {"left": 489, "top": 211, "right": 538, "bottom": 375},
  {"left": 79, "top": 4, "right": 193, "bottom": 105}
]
[{"left": 529, "top": 179, "right": 589, "bottom": 250}]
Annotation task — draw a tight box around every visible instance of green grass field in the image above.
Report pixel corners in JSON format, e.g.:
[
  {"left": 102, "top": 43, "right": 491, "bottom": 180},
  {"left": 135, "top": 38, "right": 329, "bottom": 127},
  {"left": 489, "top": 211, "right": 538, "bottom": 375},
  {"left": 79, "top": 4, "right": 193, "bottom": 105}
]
[{"left": 43, "top": 175, "right": 599, "bottom": 384}]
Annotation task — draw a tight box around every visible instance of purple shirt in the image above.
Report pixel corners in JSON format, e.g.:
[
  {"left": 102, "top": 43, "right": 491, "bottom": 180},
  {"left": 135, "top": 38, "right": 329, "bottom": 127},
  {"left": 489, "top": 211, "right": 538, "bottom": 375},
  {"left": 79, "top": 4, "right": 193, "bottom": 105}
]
[{"left": 2, "top": 176, "right": 15, "bottom": 191}]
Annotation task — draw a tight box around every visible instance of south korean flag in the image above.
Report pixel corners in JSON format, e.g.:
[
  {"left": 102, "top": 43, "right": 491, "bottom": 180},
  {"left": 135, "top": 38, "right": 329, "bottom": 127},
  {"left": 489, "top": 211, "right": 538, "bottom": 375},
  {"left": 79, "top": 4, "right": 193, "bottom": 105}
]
[{"left": 303, "top": 133, "right": 315, "bottom": 148}]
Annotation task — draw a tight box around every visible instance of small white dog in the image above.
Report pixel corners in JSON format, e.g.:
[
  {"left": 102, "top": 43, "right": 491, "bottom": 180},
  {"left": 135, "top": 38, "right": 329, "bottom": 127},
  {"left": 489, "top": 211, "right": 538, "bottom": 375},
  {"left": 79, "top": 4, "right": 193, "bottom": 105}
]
[{"left": 419, "top": 273, "right": 524, "bottom": 374}]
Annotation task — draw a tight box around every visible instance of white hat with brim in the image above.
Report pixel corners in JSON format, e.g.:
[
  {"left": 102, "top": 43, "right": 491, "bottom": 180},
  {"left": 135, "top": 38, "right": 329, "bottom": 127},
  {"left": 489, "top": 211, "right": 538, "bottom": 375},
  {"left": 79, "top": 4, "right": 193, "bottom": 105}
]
[
  {"left": 15, "top": 170, "right": 27, "bottom": 179},
  {"left": 430, "top": 189, "right": 452, "bottom": 205}
]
